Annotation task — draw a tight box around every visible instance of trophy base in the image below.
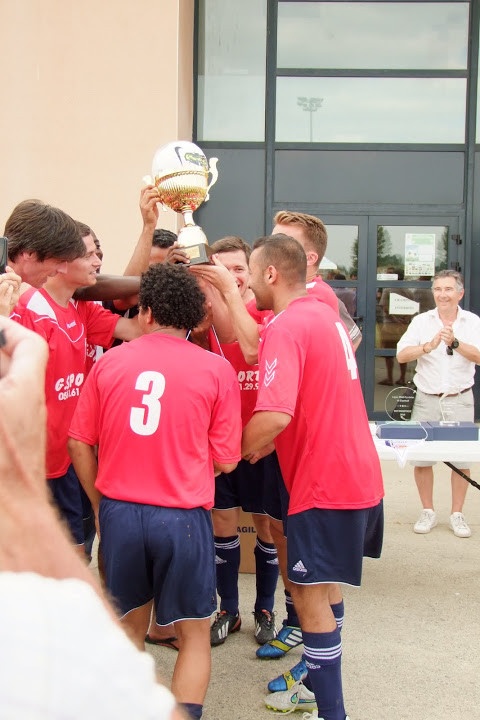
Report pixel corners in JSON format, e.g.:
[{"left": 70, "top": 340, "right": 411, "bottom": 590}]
[{"left": 180, "top": 243, "right": 213, "bottom": 265}]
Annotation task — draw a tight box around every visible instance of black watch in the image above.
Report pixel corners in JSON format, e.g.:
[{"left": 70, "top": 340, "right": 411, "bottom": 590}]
[{"left": 450, "top": 338, "right": 459, "bottom": 350}]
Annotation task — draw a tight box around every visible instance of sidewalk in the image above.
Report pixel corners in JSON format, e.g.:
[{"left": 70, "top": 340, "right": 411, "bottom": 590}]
[{"left": 147, "top": 459, "right": 480, "bottom": 720}]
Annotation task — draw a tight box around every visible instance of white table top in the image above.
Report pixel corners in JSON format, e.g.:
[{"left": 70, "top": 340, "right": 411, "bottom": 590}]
[{"left": 373, "top": 437, "right": 480, "bottom": 463}]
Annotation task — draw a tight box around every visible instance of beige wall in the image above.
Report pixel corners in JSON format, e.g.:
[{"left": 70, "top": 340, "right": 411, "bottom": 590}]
[{"left": 0, "top": 0, "right": 194, "bottom": 274}]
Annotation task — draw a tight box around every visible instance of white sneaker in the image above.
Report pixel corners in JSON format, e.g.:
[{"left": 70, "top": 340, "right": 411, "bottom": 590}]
[
  {"left": 414, "top": 509, "right": 437, "bottom": 534},
  {"left": 265, "top": 681, "right": 317, "bottom": 713},
  {"left": 450, "top": 512, "right": 471, "bottom": 538}
]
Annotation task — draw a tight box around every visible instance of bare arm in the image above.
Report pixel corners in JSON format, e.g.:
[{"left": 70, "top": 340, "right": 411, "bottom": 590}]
[
  {"left": 122, "top": 186, "right": 159, "bottom": 277},
  {"left": 397, "top": 328, "right": 443, "bottom": 363},
  {"left": 67, "top": 439, "right": 102, "bottom": 515},
  {"left": 74, "top": 274, "right": 141, "bottom": 302},
  {"left": 190, "top": 256, "right": 261, "bottom": 363},
  {"left": 242, "top": 410, "right": 291, "bottom": 458},
  {"left": 213, "top": 460, "right": 238, "bottom": 475},
  {"left": 112, "top": 315, "right": 143, "bottom": 341}
]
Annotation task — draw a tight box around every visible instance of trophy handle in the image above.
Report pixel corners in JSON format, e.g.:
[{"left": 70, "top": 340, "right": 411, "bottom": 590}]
[{"left": 205, "top": 157, "right": 219, "bottom": 202}]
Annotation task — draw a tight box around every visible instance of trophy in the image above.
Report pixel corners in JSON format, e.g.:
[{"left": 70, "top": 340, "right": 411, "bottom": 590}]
[
  {"left": 439, "top": 390, "right": 460, "bottom": 425},
  {"left": 384, "top": 385, "right": 417, "bottom": 422},
  {"left": 146, "top": 141, "right": 218, "bottom": 265}
]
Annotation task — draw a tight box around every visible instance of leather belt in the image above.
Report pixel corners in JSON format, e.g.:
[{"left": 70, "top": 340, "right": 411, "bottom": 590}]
[{"left": 423, "top": 387, "right": 473, "bottom": 397}]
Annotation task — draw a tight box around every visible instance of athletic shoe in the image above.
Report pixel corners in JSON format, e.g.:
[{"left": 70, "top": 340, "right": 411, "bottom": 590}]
[
  {"left": 256, "top": 620, "right": 303, "bottom": 659},
  {"left": 450, "top": 512, "right": 471, "bottom": 538},
  {"left": 253, "top": 609, "right": 276, "bottom": 645},
  {"left": 264, "top": 681, "right": 316, "bottom": 713},
  {"left": 267, "top": 659, "right": 308, "bottom": 692},
  {"left": 413, "top": 509, "right": 437, "bottom": 534},
  {"left": 210, "top": 611, "right": 241, "bottom": 646}
]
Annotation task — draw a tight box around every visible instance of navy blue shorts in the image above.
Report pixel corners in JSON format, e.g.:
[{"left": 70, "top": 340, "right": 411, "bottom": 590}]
[
  {"left": 99, "top": 499, "right": 217, "bottom": 625},
  {"left": 214, "top": 453, "right": 283, "bottom": 515},
  {"left": 48, "top": 464, "right": 85, "bottom": 545},
  {"left": 258, "top": 452, "right": 289, "bottom": 523},
  {"left": 287, "top": 501, "right": 384, "bottom": 587}
]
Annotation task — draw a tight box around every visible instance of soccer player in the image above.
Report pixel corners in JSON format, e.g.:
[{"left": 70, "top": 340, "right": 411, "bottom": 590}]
[
  {"left": 11, "top": 228, "right": 143, "bottom": 552},
  {"left": 68, "top": 263, "right": 241, "bottom": 720},
  {"left": 242, "top": 234, "right": 384, "bottom": 720},
  {"left": 3, "top": 199, "right": 86, "bottom": 287},
  {"left": 204, "top": 237, "right": 279, "bottom": 647}
]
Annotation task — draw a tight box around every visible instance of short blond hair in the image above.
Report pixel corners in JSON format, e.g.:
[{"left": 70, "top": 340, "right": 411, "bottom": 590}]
[{"left": 273, "top": 210, "right": 327, "bottom": 267}]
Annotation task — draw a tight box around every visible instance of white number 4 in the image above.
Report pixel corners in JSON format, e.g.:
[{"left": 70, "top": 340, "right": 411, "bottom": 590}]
[
  {"left": 129, "top": 371, "right": 166, "bottom": 436},
  {"left": 335, "top": 322, "right": 358, "bottom": 380}
]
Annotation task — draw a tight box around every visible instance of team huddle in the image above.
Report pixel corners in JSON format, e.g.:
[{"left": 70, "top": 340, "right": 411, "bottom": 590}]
[{"left": 1, "top": 198, "right": 384, "bottom": 720}]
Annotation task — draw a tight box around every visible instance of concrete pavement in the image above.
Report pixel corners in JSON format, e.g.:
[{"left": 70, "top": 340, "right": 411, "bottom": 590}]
[{"left": 146, "top": 459, "right": 480, "bottom": 720}]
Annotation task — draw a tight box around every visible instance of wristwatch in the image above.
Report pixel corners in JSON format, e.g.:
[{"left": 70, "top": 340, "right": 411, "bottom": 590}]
[{"left": 450, "top": 338, "right": 459, "bottom": 350}]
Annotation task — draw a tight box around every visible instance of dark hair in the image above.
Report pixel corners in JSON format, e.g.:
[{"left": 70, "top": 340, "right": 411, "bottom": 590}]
[
  {"left": 210, "top": 236, "right": 251, "bottom": 260},
  {"left": 139, "top": 263, "right": 206, "bottom": 330},
  {"left": 252, "top": 234, "right": 307, "bottom": 285},
  {"left": 5, "top": 200, "right": 86, "bottom": 262},
  {"left": 153, "top": 228, "right": 177, "bottom": 249},
  {"left": 273, "top": 210, "right": 327, "bottom": 267},
  {"left": 433, "top": 269, "right": 464, "bottom": 291}
]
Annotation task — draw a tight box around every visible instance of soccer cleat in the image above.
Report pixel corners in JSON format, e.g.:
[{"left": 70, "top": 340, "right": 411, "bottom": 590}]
[
  {"left": 264, "top": 681, "right": 316, "bottom": 713},
  {"left": 450, "top": 512, "right": 471, "bottom": 538},
  {"left": 210, "top": 611, "right": 241, "bottom": 647},
  {"left": 253, "top": 609, "right": 276, "bottom": 645},
  {"left": 256, "top": 620, "right": 303, "bottom": 659},
  {"left": 413, "top": 509, "right": 437, "bottom": 534},
  {"left": 267, "top": 659, "right": 308, "bottom": 692}
]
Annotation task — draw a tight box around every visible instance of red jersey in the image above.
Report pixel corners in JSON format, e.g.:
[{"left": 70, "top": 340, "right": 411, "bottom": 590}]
[
  {"left": 69, "top": 333, "right": 241, "bottom": 510},
  {"left": 209, "top": 299, "right": 270, "bottom": 426},
  {"left": 306, "top": 275, "right": 339, "bottom": 312},
  {"left": 12, "top": 288, "right": 118, "bottom": 478},
  {"left": 254, "top": 295, "right": 383, "bottom": 513}
]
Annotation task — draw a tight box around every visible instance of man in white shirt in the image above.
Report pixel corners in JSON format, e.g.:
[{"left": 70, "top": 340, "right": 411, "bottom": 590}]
[{"left": 397, "top": 270, "right": 480, "bottom": 538}]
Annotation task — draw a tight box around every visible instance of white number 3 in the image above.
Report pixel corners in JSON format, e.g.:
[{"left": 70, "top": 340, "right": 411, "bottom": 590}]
[
  {"left": 129, "top": 371, "right": 166, "bottom": 436},
  {"left": 335, "top": 322, "right": 358, "bottom": 380}
]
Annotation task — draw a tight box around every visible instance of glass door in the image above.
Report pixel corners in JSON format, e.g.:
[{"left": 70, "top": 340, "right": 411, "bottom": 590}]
[{"left": 366, "top": 216, "right": 461, "bottom": 419}]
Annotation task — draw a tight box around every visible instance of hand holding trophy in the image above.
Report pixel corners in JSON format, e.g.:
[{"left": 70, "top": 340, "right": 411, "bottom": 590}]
[{"left": 145, "top": 141, "right": 218, "bottom": 265}]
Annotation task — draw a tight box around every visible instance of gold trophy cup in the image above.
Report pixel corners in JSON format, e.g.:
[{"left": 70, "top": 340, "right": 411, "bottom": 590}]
[{"left": 146, "top": 141, "right": 218, "bottom": 265}]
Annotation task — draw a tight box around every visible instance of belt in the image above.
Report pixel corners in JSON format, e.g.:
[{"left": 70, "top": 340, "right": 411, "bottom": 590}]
[{"left": 422, "top": 387, "right": 472, "bottom": 397}]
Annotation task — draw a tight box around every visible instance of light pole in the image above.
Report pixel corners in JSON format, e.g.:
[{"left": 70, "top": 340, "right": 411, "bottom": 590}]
[{"left": 297, "top": 96, "right": 323, "bottom": 141}]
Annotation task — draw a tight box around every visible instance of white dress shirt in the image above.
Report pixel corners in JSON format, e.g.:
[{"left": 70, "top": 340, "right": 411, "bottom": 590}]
[{"left": 396, "top": 306, "right": 480, "bottom": 394}]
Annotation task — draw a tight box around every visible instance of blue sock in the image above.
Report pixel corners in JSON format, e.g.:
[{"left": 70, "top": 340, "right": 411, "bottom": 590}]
[
  {"left": 254, "top": 538, "right": 279, "bottom": 612},
  {"left": 331, "top": 600, "right": 344, "bottom": 632},
  {"left": 181, "top": 702, "right": 203, "bottom": 719},
  {"left": 285, "top": 590, "right": 300, "bottom": 628},
  {"left": 214, "top": 535, "right": 240, "bottom": 615},
  {"left": 304, "top": 602, "right": 345, "bottom": 691},
  {"left": 302, "top": 628, "right": 345, "bottom": 720}
]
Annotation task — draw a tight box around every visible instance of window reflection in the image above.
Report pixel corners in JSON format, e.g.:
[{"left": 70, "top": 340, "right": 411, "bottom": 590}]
[
  {"left": 276, "top": 78, "right": 466, "bottom": 143},
  {"left": 374, "top": 357, "right": 416, "bottom": 413},
  {"left": 278, "top": 2, "right": 469, "bottom": 70},
  {"left": 376, "top": 226, "right": 448, "bottom": 278},
  {"left": 197, "top": 0, "right": 267, "bottom": 141},
  {"left": 316, "top": 225, "right": 358, "bottom": 279}
]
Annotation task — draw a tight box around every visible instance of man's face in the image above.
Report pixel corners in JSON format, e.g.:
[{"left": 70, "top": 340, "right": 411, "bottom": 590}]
[
  {"left": 64, "top": 234, "right": 102, "bottom": 287},
  {"left": 432, "top": 276, "right": 464, "bottom": 311},
  {"left": 216, "top": 249, "right": 250, "bottom": 298},
  {"left": 18, "top": 253, "right": 68, "bottom": 288},
  {"left": 248, "top": 248, "right": 272, "bottom": 311}
]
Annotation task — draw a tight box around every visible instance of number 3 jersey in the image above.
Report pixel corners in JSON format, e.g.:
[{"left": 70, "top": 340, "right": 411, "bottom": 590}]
[
  {"left": 11, "top": 288, "right": 118, "bottom": 478},
  {"left": 254, "top": 295, "right": 384, "bottom": 514},
  {"left": 69, "top": 333, "right": 242, "bottom": 510}
]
